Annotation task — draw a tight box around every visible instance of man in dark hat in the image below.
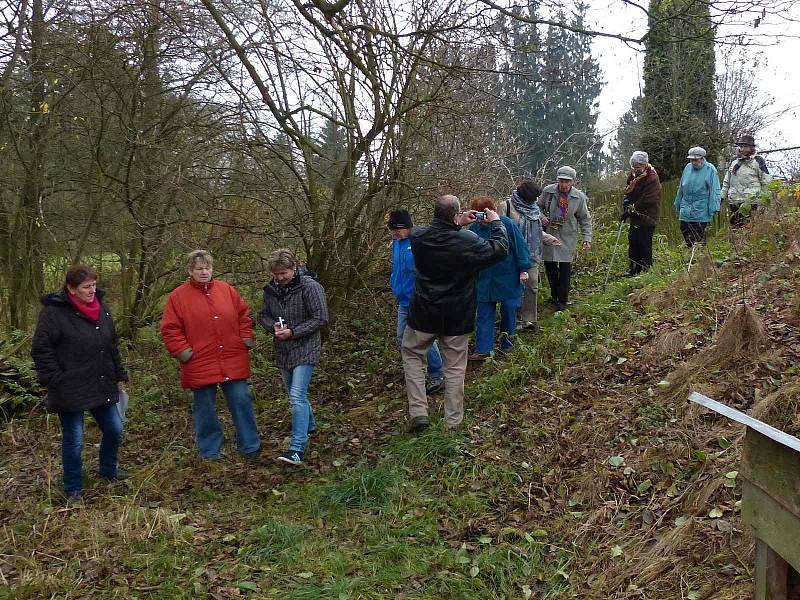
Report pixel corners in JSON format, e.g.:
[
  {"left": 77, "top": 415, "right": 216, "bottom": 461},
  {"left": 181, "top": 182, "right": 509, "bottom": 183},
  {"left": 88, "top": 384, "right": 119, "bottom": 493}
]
[
  {"left": 388, "top": 208, "right": 444, "bottom": 395},
  {"left": 721, "top": 133, "right": 771, "bottom": 228}
]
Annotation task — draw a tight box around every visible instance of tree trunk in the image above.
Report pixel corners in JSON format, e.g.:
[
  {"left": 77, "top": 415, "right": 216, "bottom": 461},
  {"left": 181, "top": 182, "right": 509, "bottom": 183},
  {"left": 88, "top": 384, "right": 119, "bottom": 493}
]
[{"left": 8, "top": 0, "right": 46, "bottom": 329}]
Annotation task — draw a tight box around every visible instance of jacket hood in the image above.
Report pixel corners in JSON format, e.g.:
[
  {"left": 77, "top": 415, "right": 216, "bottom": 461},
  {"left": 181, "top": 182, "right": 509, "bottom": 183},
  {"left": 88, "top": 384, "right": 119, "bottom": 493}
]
[
  {"left": 264, "top": 267, "right": 316, "bottom": 296},
  {"left": 40, "top": 288, "right": 106, "bottom": 307}
]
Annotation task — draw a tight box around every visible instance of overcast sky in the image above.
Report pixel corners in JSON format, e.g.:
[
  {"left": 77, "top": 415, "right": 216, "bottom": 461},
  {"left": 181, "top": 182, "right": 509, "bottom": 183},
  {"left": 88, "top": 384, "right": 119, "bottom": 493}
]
[{"left": 583, "top": 0, "right": 800, "bottom": 169}]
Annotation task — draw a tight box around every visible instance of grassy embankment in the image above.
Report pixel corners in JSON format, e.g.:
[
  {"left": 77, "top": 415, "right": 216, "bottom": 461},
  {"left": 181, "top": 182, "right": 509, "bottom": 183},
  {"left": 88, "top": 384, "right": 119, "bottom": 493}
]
[{"left": 2, "top": 184, "right": 800, "bottom": 599}]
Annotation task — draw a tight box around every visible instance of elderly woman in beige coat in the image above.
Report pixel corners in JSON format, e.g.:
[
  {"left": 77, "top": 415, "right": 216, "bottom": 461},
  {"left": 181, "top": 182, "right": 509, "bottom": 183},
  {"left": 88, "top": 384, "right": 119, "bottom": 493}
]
[{"left": 537, "top": 166, "right": 593, "bottom": 311}]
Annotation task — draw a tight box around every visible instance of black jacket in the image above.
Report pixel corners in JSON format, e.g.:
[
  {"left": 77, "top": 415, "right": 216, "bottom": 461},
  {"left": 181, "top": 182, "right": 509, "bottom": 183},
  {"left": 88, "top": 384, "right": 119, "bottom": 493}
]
[
  {"left": 31, "top": 289, "right": 128, "bottom": 413},
  {"left": 408, "top": 217, "right": 509, "bottom": 335}
]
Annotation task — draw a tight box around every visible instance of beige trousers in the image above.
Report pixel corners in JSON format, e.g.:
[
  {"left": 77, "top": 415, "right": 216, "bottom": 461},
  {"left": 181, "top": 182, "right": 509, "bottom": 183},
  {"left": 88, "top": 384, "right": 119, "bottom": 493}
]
[
  {"left": 401, "top": 327, "right": 468, "bottom": 427},
  {"left": 519, "top": 262, "right": 540, "bottom": 324}
]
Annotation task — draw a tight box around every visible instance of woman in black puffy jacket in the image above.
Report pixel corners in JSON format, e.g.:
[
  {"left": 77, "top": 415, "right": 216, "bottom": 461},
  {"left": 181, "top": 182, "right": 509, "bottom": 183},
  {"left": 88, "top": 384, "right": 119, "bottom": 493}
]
[{"left": 31, "top": 264, "right": 129, "bottom": 501}]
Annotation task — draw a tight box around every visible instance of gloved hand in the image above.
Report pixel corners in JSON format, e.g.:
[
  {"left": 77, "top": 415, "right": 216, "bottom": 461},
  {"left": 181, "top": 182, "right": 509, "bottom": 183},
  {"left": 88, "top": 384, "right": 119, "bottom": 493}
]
[
  {"left": 622, "top": 196, "right": 635, "bottom": 208},
  {"left": 620, "top": 207, "right": 632, "bottom": 222}
]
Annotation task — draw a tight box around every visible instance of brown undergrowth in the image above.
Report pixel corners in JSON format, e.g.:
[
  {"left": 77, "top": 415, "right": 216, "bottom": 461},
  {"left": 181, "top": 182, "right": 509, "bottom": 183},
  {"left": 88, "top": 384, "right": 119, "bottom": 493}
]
[
  {"left": 660, "top": 303, "right": 768, "bottom": 403},
  {"left": 506, "top": 212, "right": 800, "bottom": 598}
]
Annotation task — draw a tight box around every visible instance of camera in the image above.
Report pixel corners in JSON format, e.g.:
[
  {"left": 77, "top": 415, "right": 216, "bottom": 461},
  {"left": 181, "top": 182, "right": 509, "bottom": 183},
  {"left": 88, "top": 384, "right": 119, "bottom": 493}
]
[{"left": 474, "top": 211, "right": 486, "bottom": 222}]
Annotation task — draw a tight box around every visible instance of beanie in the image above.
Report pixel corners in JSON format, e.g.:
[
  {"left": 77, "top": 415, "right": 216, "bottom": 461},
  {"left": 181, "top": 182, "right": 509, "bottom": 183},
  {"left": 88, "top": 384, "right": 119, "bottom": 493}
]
[{"left": 387, "top": 208, "right": 413, "bottom": 230}]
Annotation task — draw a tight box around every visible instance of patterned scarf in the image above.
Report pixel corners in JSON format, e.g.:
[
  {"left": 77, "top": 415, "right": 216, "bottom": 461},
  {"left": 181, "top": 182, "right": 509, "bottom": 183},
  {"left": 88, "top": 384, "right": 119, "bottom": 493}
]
[
  {"left": 557, "top": 189, "right": 570, "bottom": 219},
  {"left": 624, "top": 164, "right": 656, "bottom": 195},
  {"left": 509, "top": 190, "right": 543, "bottom": 260}
]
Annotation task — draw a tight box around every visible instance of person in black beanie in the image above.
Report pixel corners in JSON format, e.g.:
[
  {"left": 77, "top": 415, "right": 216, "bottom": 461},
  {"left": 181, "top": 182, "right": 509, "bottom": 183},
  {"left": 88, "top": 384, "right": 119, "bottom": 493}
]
[
  {"left": 498, "top": 180, "right": 561, "bottom": 329},
  {"left": 388, "top": 209, "right": 444, "bottom": 394}
]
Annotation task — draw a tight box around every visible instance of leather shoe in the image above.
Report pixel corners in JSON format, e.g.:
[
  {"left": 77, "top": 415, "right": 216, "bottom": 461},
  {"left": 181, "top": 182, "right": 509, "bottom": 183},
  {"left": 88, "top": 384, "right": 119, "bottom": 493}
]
[
  {"left": 407, "top": 416, "right": 429, "bottom": 433},
  {"left": 99, "top": 470, "right": 131, "bottom": 482}
]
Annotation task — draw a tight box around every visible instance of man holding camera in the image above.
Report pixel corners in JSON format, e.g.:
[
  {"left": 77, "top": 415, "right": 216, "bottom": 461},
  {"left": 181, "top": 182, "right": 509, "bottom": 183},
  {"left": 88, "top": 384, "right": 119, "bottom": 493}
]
[
  {"left": 621, "top": 151, "right": 661, "bottom": 276},
  {"left": 402, "top": 195, "right": 509, "bottom": 432}
]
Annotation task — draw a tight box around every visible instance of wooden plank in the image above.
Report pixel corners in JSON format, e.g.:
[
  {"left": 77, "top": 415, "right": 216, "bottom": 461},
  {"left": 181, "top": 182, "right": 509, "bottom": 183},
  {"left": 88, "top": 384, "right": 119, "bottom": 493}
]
[
  {"left": 755, "top": 539, "right": 789, "bottom": 600},
  {"left": 743, "top": 481, "right": 800, "bottom": 574},
  {"left": 743, "top": 429, "right": 800, "bottom": 520},
  {"left": 688, "top": 392, "right": 800, "bottom": 453}
]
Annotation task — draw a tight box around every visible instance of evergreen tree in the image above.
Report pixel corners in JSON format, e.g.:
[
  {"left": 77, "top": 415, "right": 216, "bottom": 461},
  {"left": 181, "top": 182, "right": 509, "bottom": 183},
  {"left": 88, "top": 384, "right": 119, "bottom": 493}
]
[
  {"left": 498, "top": 4, "right": 543, "bottom": 175},
  {"left": 640, "top": 0, "right": 717, "bottom": 179},
  {"left": 611, "top": 95, "right": 643, "bottom": 169},
  {"left": 500, "top": 3, "right": 605, "bottom": 181}
]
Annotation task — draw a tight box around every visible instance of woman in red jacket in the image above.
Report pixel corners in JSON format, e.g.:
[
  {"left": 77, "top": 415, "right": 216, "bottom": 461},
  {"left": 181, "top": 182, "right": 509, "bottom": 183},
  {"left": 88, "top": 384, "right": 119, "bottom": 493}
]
[{"left": 160, "top": 250, "right": 261, "bottom": 460}]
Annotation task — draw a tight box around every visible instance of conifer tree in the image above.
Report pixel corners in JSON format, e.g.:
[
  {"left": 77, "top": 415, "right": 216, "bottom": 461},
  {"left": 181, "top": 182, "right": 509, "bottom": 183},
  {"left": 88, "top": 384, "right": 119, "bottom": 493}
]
[
  {"left": 640, "top": 0, "right": 717, "bottom": 179},
  {"left": 611, "top": 96, "right": 643, "bottom": 168},
  {"left": 500, "top": 3, "right": 604, "bottom": 180}
]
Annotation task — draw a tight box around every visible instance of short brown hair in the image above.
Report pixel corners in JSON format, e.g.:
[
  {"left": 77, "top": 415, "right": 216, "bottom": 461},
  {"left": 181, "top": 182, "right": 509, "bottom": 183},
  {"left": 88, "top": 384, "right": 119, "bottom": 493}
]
[
  {"left": 65, "top": 264, "right": 98, "bottom": 288},
  {"left": 469, "top": 196, "right": 497, "bottom": 212},
  {"left": 266, "top": 248, "right": 299, "bottom": 271},
  {"left": 187, "top": 250, "right": 213, "bottom": 270}
]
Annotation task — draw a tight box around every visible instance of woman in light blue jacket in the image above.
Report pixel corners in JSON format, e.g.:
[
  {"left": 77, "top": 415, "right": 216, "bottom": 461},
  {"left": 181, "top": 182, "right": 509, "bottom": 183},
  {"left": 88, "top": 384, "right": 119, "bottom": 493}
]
[{"left": 674, "top": 146, "right": 721, "bottom": 247}]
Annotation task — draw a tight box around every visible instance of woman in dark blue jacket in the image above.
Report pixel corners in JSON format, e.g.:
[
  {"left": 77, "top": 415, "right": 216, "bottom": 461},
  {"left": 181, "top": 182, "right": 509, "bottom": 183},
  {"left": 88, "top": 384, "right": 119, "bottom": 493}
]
[
  {"left": 468, "top": 197, "right": 531, "bottom": 360},
  {"left": 31, "top": 264, "right": 129, "bottom": 502}
]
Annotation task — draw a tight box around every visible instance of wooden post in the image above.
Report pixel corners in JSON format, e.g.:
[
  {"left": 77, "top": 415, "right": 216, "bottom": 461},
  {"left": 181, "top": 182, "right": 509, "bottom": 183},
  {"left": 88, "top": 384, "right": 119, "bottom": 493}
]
[
  {"left": 755, "top": 539, "right": 789, "bottom": 600},
  {"left": 687, "top": 393, "right": 800, "bottom": 599}
]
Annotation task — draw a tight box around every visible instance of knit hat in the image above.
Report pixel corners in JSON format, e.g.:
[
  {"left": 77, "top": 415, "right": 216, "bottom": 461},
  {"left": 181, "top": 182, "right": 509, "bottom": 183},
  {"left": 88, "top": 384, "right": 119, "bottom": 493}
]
[
  {"left": 630, "top": 151, "right": 649, "bottom": 166},
  {"left": 556, "top": 165, "right": 576, "bottom": 180},
  {"left": 387, "top": 208, "right": 413, "bottom": 230},
  {"left": 736, "top": 134, "right": 756, "bottom": 147},
  {"left": 686, "top": 146, "right": 707, "bottom": 159}
]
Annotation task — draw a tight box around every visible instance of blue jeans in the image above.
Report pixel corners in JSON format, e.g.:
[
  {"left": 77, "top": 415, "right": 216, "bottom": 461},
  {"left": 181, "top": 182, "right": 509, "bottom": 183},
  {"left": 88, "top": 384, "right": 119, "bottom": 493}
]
[
  {"left": 396, "top": 304, "right": 443, "bottom": 378},
  {"left": 475, "top": 298, "right": 521, "bottom": 353},
  {"left": 59, "top": 403, "right": 123, "bottom": 494},
  {"left": 191, "top": 379, "right": 261, "bottom": 459},
  {"left": 280, "top": 365, "right": 316, "bottom": 453}
]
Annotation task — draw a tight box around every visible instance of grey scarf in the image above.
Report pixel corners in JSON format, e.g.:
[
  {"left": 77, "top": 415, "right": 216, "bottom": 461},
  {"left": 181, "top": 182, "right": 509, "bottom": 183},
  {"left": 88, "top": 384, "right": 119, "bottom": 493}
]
[{"left": 509, "top": 190, "right": 543, "bottom": 263}]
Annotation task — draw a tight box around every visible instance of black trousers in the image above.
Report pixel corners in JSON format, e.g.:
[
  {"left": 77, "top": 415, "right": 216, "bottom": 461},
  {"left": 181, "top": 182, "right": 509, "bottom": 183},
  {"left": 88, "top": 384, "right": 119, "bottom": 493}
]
[
  {"left": 628, "top": 224, "right": 655, "bottom": 274},
  {"left": 729, "top": 203, "right": 756, "bottom": 228},
  {"left": 679, "top": 221, "right": 707, "bottom": 247},
  {"left": 544, "top": 261, "right": 571, "bottom": 305}
]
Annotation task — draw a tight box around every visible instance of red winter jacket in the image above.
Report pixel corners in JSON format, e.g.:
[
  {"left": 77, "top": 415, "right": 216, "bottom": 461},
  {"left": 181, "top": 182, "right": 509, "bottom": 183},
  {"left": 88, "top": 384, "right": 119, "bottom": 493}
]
[{"left": 160, "top": 279, "right": 254, "bottom": 389}]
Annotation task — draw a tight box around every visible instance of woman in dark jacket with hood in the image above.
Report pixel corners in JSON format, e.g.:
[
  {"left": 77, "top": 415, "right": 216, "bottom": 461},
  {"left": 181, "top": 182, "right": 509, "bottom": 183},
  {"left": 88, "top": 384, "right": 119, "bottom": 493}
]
[{"left": 31, "top": 264, "right": 129, "bottom": 501}]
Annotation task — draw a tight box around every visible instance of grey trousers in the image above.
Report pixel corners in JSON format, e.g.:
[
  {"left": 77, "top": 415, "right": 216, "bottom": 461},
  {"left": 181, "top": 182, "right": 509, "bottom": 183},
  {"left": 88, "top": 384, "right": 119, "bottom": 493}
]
[
  {"left": 401, "top": 327, "right": 468, "bottom": 427},
  {"left": 519, "top": 262, "right": 540, "bottom": 324}
]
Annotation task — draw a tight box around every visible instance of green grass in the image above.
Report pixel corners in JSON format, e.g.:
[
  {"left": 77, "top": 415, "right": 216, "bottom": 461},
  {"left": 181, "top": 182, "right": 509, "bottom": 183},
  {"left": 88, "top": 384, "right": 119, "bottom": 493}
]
[
  {"left": 318, "top": 462, "right": 401, "bottom": 511},
  {"left": 389, "top": 428, "right": 466, "bottom": 467}
]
